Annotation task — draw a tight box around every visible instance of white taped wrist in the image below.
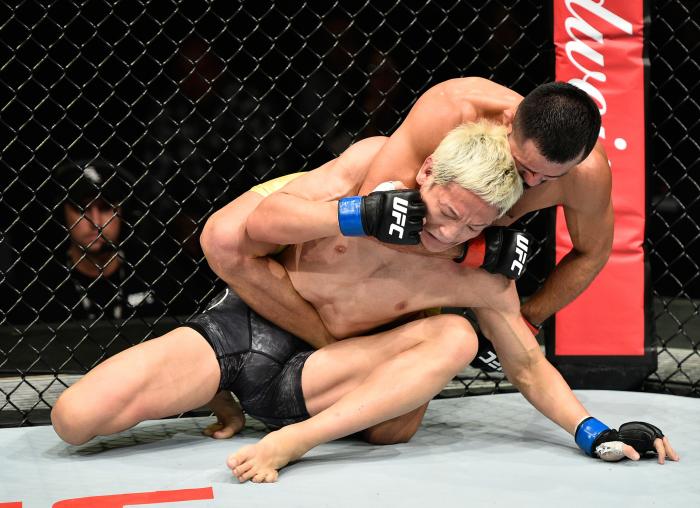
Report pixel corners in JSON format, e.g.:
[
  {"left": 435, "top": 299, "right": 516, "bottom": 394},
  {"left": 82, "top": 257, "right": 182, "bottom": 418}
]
[{"left": 372, "top": 181, "right": 397, "bottom": 192}]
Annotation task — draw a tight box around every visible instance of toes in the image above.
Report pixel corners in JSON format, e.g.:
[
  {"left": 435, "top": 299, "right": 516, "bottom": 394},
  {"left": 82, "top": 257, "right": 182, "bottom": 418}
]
[
  {"left": 213, "top": 426, "right": 236, "bottom": 439},
  {"left": 228, "top": 451, "right": 249, "bottom": 471},
  {"left": 239, "top": 465, "right": 258, "bottom": 483},
  {"left": 233, "top": 461, "right": 253, "bottom": 478},
  {"left": 204, "top": 423, "right": 223, "bottom": 437},
  {"left": 250, "top": 468, "right": 277, "bottom": 483},
  {"left": 227, "top": 446, "right": 253, "bottom": 470},
  {"left": 243, "top": 468, "right": 278, "bottom": 483}
]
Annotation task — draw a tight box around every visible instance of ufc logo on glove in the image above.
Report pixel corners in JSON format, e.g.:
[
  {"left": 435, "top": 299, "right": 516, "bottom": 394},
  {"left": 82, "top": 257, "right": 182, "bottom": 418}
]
[
  {"left": 338, "top": 189, "right": 426, "bottom": 245},
  {"left": 389, "top": 196, "right": 409, "bottom": 239},
  {"left": 510, "top": 234, "right": 530, "bottom": 276}
]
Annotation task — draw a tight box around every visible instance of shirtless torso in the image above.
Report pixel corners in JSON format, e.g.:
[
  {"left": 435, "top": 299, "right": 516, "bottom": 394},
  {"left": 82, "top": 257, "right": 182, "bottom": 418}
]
[
  {"left": 281, "top": 234, "right": 498, "bottom": 338},
  {"left": 203, "top": 77, "right": 612, "bottom": 345},
  {"left": 257, "top": 136, "right": 512, "bottom": 339},
  {"left": 355, "top": 77, "right": 613, "bottom": 325}
]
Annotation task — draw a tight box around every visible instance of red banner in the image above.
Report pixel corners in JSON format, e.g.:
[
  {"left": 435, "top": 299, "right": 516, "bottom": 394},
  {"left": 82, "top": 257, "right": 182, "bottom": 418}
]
[{"left": 554, "top": 0, "right": 646, "bottom": 355}]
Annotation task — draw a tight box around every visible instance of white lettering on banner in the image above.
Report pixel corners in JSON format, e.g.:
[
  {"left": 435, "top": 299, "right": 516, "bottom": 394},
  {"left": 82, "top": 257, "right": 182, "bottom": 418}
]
[
  {"left": 389, "top": 196, "right": 408, "bottom": 239},
  {"left": 555, "top": 0, "right": 646, "bottom": 355},
  {"left": 563, "top": 0, "right": 635, "bottom": 137}
]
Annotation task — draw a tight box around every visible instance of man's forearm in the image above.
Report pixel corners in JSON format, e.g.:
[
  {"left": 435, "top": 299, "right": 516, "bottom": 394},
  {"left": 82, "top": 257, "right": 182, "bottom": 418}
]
[
  {"left": 521, "top": 249, "right": 606, "bottom": 326},
  {"left": 247, "top": 194, "right": 339, "bottom": 245},
  {"left": 227, "top": 255, "right": 336, "bottom": 349},
  {"left": 202, "top": 193, "right": 336, "bottom": 349},
  {"left": 508, "top": 353, "right": 589, "bottom": 435},
  {"left": 483, "top": 310, "right": 589, "bottom": 435}
]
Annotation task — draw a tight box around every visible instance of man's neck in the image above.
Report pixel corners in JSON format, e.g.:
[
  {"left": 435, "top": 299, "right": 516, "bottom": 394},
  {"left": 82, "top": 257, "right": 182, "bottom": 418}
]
[{"left": 375, "top": 240, "right": 462, "bottom": 260}]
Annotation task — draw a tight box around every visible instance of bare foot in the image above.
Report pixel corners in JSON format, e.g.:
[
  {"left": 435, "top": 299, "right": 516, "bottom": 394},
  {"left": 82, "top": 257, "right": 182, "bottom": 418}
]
[
  {"left": 227, "top": 426, "right": 310, "bottom": 483},
  {"left": 203, "top": 391, "right": 246, "bottom": 439}
]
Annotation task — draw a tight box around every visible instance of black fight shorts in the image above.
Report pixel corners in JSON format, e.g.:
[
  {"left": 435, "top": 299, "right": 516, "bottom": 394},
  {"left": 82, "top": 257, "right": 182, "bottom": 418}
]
[{"left": 185, "top": 287, "right": 314, "bottom": 428}]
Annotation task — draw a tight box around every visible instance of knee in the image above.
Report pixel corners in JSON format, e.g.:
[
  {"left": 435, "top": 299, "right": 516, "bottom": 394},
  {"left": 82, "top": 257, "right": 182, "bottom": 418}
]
[
  {"left": 51, "top": 389, "right": 93, "bottom": 446},
  {"left": 430, "top": 314, "right": 478, "bottom": 371}
]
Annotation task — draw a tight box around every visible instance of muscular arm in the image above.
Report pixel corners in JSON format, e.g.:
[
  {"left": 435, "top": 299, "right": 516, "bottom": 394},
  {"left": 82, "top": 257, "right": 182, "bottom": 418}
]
[
  {"left": 358, "top": 77, "right": 521, "bottom": 195},
  {"left": 358, "top": 80, "right": 472, "bottom": 195},
  {"left": 473, "top": 282, "right": 589, "bottom": 435},
  {"left": 245, "top": 156, "right": 361, "bottom": 245},
  {"left": 201, "top": 138, "right": 384, "bottom": 348},
  {"left": 520, "top": 150, "right": 613, "bottom": 326},
  {"left": 202, "top": 192, "right": 337, "bottom": 349}
]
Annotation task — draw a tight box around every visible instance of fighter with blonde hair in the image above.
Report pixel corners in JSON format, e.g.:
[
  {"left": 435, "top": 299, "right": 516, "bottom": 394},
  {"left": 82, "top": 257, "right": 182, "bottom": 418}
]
[
  {"left": 52, "top": 121, "right": 677, "bottom": 484},
  {"left": 204, "top": 78, "right": 616, "bottom": 354}
]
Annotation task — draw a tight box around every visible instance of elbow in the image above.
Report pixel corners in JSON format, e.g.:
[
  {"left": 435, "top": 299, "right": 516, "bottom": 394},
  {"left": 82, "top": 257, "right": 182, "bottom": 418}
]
[
  {"left": 596, "top": 224, "right": 614, "bottom": 268},
  {"left": 200, "top": 212, "right": 246, "bottom": 272},
  {"left": 595, "top": 232, "right": 613, "bottom": 269},
  {"left": 245, "top": 210, "right": 267, "bottom": 244},
  {"left": 588, "top": 243, "right": 611, "bottom": 275},
  {"left": 571, "top": 241, "right": 611, "bottom": 277}
]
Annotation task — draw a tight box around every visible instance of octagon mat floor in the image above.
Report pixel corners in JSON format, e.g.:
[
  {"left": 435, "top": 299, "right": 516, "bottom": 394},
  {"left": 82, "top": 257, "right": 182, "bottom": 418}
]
[{"left": 1, "top": 390, "right": 697, "bottom": 507}]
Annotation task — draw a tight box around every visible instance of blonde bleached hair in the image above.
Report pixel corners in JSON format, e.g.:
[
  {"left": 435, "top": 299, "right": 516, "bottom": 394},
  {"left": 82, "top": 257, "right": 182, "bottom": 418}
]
[{"left": 430, "top": 120, "right": 522, "bottom": 218}]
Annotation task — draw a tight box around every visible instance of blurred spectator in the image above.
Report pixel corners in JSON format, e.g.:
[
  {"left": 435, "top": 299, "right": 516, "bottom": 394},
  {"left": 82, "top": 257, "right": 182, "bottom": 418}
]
[{"left": 7, "top": 160, "right": 162, "bottom": 324}]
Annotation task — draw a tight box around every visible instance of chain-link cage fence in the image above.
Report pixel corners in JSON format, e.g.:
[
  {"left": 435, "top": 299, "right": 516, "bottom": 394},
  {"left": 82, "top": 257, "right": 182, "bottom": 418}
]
[
  {"left": 0, "top": 1, "right": 696, "bottom": 426},
  {"left": 645, "top": 0, "right": 700, "bottom": 396}
]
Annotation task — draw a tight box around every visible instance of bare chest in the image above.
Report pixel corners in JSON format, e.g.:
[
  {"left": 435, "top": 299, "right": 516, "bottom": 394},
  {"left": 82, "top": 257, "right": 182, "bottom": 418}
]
[{"left": 279, "top": 236, "right": 457, "bottom": 336}]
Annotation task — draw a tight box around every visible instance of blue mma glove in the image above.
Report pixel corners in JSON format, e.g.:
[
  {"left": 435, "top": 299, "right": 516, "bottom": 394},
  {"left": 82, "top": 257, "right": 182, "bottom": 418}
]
[{"left": 338, "top": 189, "right": 426, "bottom": 245}]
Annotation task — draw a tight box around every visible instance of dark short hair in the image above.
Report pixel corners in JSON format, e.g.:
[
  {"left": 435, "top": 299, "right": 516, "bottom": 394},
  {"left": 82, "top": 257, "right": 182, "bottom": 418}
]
[
  {"left": 513, "top": 82, "right": 601, "bottom": 163},
  {"left": 55, "top": 160, "right": 134, "bottom": 209}
]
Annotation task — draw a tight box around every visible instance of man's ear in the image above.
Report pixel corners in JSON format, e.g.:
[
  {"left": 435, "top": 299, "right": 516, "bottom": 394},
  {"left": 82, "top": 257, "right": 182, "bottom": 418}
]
[
  {"left": 416, "top": 156, "right": 433, "bottom": 186},
  {"left": 503, "top": 108, "right": 515, "bottom": 133}
]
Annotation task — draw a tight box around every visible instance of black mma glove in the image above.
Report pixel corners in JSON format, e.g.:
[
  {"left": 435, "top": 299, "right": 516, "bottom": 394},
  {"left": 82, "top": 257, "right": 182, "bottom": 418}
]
[
  {"left": 576, "top": 417, "right": 665, "bottom": 460},
  {"left": 618, "top": 421, "right": 665, "bottom": 454},
  {"left": 453, "top": 227, "right": 535, "bottom": 280},
  {"left": 338, "top": 190, "right": 426, "bottom": 245}
]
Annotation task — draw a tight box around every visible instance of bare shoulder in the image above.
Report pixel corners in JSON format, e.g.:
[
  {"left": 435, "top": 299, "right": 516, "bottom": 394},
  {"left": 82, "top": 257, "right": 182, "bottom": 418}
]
[
  {"left": 278, "top": 137, "right": 388, "bottom": 200},
  {"left": 335, "top": 136, "right": 389, "bottom": 186},
  {"left": 339, "top": 136, "right": 388, "bottom": 163},
  {"left": 564, "top": 143, "right": 612, "bottom": 213},
  {"left": 412, "top": 79, "right": 478, "bottom": 124},
  {"left": 437, "top": 77, "right": 520, "bottom": 99}
]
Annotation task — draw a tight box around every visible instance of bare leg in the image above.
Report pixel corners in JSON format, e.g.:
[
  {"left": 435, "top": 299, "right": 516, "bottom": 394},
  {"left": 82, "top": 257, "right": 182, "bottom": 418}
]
[
  {"left": 228, "top": 314, "right": 476, "bottom": 482},
  {"left": 360, "top": 402, "right": 429, "bottom": 445},
  {"left": 51, "top": 327, "right": 220, "bottom": 445}
]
